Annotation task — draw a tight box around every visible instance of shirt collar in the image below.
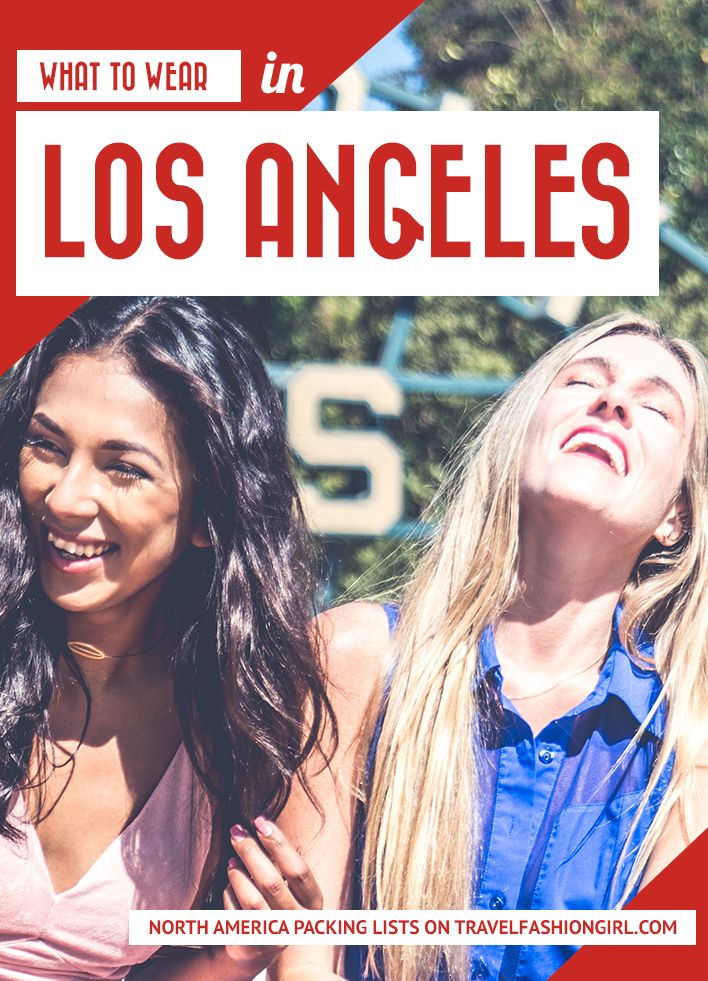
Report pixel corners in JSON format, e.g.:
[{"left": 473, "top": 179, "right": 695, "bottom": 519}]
[
  {"left": 605, "top": 606, "right": 664, "bottom": 736},
  {"left": 479, "top": 624, "right": 501, "bottom": 675},
  {"left": 477, "top": 608, "right": 664, "bottom": 737}
]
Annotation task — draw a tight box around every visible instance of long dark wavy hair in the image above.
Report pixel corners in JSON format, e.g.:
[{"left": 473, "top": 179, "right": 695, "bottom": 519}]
[{"left": 0, "top": 296, "right": 334, "bottom": 887}]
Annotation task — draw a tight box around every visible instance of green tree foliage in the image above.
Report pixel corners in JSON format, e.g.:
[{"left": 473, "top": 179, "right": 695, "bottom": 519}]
[
  {"left": 218, "top": 0, "right": 707, "bottom": 598},
  {"left": 218, "top": 296, "right": 558, "bottom": 599},
  {"left": 407, "top": 0, "right": 707, "bottom": 329}
]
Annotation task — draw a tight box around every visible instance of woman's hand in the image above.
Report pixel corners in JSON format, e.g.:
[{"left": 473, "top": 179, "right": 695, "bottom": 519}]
[{"left": 221, "top": 816, "right": 323, "bottom": 976}]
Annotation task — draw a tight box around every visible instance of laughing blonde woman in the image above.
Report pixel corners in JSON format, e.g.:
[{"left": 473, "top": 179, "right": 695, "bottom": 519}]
[{"left": 270, "top": 313, "right": 708, "bottom": 981}]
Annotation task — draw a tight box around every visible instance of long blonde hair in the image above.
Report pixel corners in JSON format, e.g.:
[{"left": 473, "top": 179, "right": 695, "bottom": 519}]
[{"left": 361, "top": 313, "right": 708, "bottom": 981}]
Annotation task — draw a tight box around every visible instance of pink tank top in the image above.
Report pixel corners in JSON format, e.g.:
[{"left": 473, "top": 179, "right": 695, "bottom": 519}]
[{"left": 0, "top": 743, "right": 212, "bottom": 981}]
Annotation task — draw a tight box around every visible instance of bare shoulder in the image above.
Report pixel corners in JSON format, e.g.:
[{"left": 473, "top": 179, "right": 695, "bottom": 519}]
[
  {"left": 696, "top": 731, "right": 708, "bottom": 768},
  {"left": 642, "top": 748, "right": 708, "bottom": 888},
  {"left": 312, "top": 601, "right": 393, "bottom": 717},
  {"left": 690, "top": 740, "right": 708, "bottom": 831}
]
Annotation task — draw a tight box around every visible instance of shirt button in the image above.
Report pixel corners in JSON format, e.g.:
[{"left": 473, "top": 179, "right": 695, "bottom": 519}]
[
  {"left": 490, "top": 892, "right": 506, "bottom": 910},
  {"left": 538, "top": 747, "right": 554, "bottom": 764},
  {"left": 471, "top": 957, "right": 490, "bottom": 979}
]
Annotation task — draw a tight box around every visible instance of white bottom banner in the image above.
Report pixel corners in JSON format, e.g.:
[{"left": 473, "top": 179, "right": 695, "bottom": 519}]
[{"left": 129, "top": 910, "right": 695, "bottom": 946}]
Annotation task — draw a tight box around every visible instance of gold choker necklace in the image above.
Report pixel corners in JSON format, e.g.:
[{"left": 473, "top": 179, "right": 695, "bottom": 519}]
[{"left": 67, "top": 632, "right": 168, "bottom": 661}]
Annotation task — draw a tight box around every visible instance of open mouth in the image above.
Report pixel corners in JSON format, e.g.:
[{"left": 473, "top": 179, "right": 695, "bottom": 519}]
[
  {"left": 561, "top": 429, "right": 628, "bottom": 477},
  {"left": 46, "top": 530, "right": 118, "bottom": 563}
]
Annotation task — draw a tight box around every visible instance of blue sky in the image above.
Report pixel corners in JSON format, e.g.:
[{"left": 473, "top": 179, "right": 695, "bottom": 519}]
[
  {"left": 306, "top": 15, "right": 421, "bottom": 109},
  {"left": 356, "top": 16, "right": 420, "bottom": 80}
]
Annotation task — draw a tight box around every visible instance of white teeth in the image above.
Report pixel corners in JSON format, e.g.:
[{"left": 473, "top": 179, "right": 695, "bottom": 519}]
[
  {"left": 563, "top": 431, "right": 627, "bottom": 477},
  {"left": 46, "top": 531, "right": 112, "bottom": 558}
]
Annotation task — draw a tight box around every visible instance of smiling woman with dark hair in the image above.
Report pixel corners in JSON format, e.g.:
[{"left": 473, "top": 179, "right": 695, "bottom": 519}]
[{"left": 0, "top": 296, "right": 331, "bottom": 981}]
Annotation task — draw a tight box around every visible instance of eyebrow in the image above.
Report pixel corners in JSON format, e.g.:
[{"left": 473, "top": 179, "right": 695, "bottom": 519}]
[
  {"left": 31, "top": 412, "right": 165, "bottom": 468},
  {"left": 564, "top": 356, "right": 687, "bottom": 416}
]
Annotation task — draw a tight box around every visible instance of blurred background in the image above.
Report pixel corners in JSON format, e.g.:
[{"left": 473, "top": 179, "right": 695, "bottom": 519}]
[{"left": 218, "top": 0, "right": 707, "bottom": 603}]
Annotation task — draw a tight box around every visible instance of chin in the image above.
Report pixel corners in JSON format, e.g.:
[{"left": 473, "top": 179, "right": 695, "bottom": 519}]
[
  {"left": 526, "top": 462, "right": 615, "bottom": 495},
  {"left": 523, "top": 476, "right": 619, "bottom": 519},
  {"left": 39, "top": 576, "right": 108, "bottom": 615},
  {"left": 46, "top": 593, "right": 110, "bottom": 615}
]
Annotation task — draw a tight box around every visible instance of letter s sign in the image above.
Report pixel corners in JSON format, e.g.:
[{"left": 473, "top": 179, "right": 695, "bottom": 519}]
[{"left": 286, "top": 365, "right": 404, "bottom": 536}]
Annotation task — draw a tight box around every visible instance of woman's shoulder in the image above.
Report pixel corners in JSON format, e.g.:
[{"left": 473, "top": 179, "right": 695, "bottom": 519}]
[
  {"left": 314, "top": 601, "right": 393, "bottom": 698},
  {"left": 642, "top": 736, "right": 708, "bottom": 888}
]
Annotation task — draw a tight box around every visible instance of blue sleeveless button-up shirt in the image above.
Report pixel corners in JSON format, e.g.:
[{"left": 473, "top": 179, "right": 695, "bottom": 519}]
[{"left": 345, "top": 606, "right": 670, "bottom": 981}]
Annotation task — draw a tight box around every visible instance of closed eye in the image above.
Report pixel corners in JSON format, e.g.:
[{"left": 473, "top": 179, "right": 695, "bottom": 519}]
[
  {"left": 108, "top": 461, "right": 150, "bottom": 482},
  {"left": 565, "top": 378, "right": 599, "bottom": 388},
  {"left": 22, "top": 434, "right": 64, "bottom": 456},
  {"left": 641, "top": 403, "right": 670, "bottom": 420}
]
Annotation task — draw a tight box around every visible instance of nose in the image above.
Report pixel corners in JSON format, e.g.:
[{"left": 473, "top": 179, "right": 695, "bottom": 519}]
[
  {"left": 44, "top": 461, "right": 100, "bottom": 525},
  {"left": 588, "top": 383, "right": 633, "bottom": 426}
]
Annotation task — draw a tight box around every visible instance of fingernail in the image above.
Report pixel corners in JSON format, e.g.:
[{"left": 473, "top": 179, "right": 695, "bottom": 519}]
[
  {"left": 254, "top": 815, "right": 273, "bottom": 837},
  {"left": 227, "top": 857, "right": 239, "bottom": 870},
  {"left": 230, "top": 824, "right": 247, "bottom": 840}
]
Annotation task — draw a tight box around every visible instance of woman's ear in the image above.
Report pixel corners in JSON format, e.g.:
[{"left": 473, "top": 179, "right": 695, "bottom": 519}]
[
  {"left": 191, "top": 521, "right": 212, "bottom": 549},
  {"left": 653, "top": 499, "right": 686, "bottom": 548}
]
